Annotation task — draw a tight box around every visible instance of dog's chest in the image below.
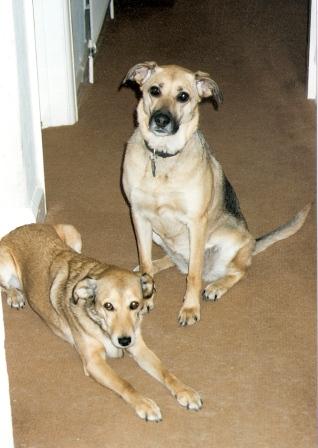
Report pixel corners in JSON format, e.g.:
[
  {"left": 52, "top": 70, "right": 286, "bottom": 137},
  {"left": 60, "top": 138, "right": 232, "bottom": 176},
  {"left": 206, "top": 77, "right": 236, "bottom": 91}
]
[{"left": 132, "top": 175, "right": 186, "bottom": 221}]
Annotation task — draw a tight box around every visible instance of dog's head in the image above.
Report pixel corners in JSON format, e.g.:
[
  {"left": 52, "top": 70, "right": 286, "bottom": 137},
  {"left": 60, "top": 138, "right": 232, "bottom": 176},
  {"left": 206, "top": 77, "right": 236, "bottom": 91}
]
[
  {"left": 123, "top": 62, "right": 222, "bottom": 154},
  {"left": 72, "top": 268, "right": 154, "bottom": 349}
]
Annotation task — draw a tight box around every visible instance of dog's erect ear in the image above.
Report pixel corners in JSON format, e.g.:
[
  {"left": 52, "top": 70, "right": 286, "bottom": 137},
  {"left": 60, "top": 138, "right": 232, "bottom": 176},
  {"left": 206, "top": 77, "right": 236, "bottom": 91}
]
[
  {"left": 195, "top": 71, "right": 223, "bottom": 106},
  {"left": 140, "top": 273, "right": 155, "bottom": 299},
  {"left": 72, "top": 277, "right": 97, "bottom": 304},
  {"left": 123, "top": 61, "right": 158, "bottom": 86}
]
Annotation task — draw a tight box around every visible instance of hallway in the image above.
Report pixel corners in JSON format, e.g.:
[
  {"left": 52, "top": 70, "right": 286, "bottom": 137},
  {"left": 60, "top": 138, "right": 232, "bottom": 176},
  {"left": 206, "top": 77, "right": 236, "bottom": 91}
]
[{"left": 4, "top": 1, "right": 316, "bottom": 447}]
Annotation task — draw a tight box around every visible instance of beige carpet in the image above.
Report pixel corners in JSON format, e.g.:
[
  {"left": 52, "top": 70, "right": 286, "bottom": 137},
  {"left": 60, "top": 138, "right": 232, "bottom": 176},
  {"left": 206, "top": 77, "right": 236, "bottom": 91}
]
[{"left": 4, "top": 1, "right": 316, "bottom": 447}]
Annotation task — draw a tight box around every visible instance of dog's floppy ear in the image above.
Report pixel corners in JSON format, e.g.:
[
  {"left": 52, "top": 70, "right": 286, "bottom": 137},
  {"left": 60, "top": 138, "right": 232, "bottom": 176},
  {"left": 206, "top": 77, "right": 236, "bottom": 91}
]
[
  {"left": 123, "top": 61, "right": 157, "bottom": 86},
  {"left": 140, "top": 273, "right": 155, "bottom": 299},
  {"left": 195, "top": 71, "right": 223, "bottom": 106},
  {"left": 72, "top": 277, "right": 97, "bottom": 304}
]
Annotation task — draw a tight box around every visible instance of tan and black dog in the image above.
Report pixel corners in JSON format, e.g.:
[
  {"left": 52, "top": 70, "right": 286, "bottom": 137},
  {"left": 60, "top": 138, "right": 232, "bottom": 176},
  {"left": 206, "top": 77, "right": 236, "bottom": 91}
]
[
  {"left": 122, "top": 62, "right": 310, "bottom": 327},
  {"left": 0, "top": 223, "right": 202, "bottom": 421}
]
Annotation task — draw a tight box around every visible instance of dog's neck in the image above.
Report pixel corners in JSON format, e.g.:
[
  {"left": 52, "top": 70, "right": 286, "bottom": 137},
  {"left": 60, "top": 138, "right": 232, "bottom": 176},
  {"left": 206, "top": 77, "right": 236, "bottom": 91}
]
[
  {"left": 143, "top": 139, "right": 181, "bottom": 177},
  {"left": 143, "top": 131, "right": 205, "bottom": 177},
  {"left": 144, "top": 139, "right": 181, "bottom": 158}
]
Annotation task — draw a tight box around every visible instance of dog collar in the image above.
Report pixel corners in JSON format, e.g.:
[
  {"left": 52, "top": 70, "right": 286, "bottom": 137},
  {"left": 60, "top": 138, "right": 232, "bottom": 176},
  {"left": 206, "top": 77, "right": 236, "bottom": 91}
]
[{"left": 144, "top": 140, "right": 180, "bottom": 177}]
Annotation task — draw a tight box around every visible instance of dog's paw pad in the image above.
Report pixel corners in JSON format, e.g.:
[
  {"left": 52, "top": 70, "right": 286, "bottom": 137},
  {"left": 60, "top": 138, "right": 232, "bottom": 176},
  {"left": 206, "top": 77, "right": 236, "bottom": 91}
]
[
  {"left": 135, "top": 397, "right": 162, "bottom": 422},
  {"left": 6, "top": 289, "right": 26, "bottom": 309},
  {"left": 178, "top": 305, "right": 200, "bottom": 326},
  {"left": 176, "top": 387, "right": 203, "bottom": 411}
]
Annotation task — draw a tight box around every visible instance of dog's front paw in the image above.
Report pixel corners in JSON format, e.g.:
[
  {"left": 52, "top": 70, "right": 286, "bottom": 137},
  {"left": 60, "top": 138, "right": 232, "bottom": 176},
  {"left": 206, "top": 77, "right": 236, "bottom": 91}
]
[
  {"left": 134, "top": 397, "right": 162, "bottom": 422},
  {"left": 175, "top": 386, "right": 203, "bottom": 411},
  {"left": 178, "top": 304, "right": 200, "bottom": 326},
  {"left": 6, "top": 289, "right": 26, "bottom": 309},
  {"left": 202, "top": 282, "right": 228, "bottom": 302}
]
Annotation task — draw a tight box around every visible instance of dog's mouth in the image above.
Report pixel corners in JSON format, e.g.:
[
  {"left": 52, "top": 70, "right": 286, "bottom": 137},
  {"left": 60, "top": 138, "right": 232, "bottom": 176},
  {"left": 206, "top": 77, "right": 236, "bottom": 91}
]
[{"left": 149, "top": 109, "right": 179, "bottom": 136}]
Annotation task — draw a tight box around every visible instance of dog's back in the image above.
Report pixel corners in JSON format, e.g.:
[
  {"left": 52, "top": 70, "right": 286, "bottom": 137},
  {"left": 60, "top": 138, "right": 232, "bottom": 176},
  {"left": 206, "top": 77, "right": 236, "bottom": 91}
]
[{"left": 0, "top": 224, "right": 81, "bottom": 320}]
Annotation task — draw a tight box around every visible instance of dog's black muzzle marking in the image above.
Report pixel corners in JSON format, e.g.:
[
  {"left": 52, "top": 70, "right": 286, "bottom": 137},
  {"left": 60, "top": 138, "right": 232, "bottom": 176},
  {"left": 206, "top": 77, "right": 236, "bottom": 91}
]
[{"left": 149, "top": 109, "right": 179, "bottom": 136}]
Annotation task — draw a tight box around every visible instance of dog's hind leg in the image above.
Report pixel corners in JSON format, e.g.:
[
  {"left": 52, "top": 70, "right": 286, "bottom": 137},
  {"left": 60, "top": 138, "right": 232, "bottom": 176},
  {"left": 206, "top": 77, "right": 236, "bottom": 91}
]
[
  {"left": 152, "top": 255, "right": 175, "bottom": 274},
  {"left": 202, "top": 239, "right": 254, "bottom": 301},
  {"left": 133, "top": 233, "right": 178, "bottom": 275},
  {"left": 0, "top": 247, "right": 25, "bottom": 309},
  {"left": 133, "top": 255, "right": 175, "bottom": 275}
]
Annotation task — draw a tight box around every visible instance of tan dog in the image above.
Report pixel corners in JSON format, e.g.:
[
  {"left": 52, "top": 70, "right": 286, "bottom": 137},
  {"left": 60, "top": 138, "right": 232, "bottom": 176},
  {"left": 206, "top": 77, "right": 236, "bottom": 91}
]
[
  {"left": 0, "top": 223, "right": 202, "bottom": 421},
  {"left": 122, "top": 62, "right": 310, "bottom": 326}
]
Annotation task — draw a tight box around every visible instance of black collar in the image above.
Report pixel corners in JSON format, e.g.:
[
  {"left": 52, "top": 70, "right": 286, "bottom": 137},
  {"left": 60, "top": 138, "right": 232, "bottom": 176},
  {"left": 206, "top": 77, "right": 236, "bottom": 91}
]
[{"left": 144, "top": 140, "right": 180, "bottom": 158}]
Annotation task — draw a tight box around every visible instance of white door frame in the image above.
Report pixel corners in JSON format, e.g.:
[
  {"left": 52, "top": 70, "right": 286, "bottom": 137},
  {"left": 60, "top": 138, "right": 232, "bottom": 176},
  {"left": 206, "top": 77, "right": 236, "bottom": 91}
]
[
  {"left": 33, "top": 0, "right": 78, "bottom": 128},
  {"left": 34, "top": 0, "right": 114, "bottom": 128}
]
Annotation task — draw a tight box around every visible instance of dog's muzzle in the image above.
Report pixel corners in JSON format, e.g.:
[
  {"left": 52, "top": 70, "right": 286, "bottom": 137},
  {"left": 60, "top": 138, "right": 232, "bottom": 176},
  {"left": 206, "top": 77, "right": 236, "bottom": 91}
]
[{"left": 149, "top": 109, "right": 179, "bottom": 136}]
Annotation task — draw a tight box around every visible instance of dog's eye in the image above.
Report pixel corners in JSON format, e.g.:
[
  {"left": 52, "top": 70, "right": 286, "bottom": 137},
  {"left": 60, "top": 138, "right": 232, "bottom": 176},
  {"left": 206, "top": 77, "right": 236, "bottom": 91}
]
[
  {"left": 149, "top": 86, "right": 161, "bottom": 97},
  {"left": 129, "top": 301, "right": 139, "bottom": 310},
  {"left": 104, "top": 302, "right": 114, "bottom": 311},
  {"left": 176, "top": 91, "right": 189, "bottom": 103}
]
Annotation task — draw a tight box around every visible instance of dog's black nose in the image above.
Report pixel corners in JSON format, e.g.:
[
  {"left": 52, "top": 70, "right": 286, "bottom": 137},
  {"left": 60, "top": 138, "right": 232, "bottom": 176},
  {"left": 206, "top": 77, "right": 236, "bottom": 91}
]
[
  {"left": 153, "top": 110, "right": 172, "bottom": 128},
  {"left": 149, "top": 109, "right": 179, "bottom": 135},
  {"left": 118, "top": 336, "right": 132, "bottom": 347}
]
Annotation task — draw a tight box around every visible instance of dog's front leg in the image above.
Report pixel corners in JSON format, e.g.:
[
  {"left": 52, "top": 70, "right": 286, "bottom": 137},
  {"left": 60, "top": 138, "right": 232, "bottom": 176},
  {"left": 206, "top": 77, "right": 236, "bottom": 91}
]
[
  {"left": 79, "top": 339, "right": 162, "bottom": 422},
  {"left": 178, "top": 217, "right": 207, "bottom": 326},
  {"left": 131, "top": 211, "right": 153, "bottom": 275},
  {"left": 131, "top": 211, "right": 156, "bottom": 312},
  {"left": 128, "top": 333, "right": 202, "bottom": 411}
]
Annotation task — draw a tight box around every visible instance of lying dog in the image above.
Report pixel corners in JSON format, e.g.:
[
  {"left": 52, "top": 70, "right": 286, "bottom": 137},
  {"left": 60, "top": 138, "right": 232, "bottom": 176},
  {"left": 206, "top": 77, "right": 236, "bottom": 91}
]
[
  {"left": 0, "top": 223, "right": 202, "bottom": 421},
  {"left": 122, "top": 62, "right": 310, "bottom": 326}
]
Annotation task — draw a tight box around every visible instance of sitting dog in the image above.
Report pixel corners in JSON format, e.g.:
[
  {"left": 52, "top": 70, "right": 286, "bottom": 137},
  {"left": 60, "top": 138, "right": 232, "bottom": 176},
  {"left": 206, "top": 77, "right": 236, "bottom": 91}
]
[
  {"left": 0, "top": 223, "right": 202, "bottom": 421},
  {"left": 122, "top": 62, "right": 310, "bottom": 326}
]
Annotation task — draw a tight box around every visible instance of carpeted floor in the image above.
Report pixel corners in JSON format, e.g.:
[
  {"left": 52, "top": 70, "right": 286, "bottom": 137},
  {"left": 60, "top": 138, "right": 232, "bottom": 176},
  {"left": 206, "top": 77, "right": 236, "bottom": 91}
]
[{"left": 4, "top": 1, "right": 316, "bottom": 447}]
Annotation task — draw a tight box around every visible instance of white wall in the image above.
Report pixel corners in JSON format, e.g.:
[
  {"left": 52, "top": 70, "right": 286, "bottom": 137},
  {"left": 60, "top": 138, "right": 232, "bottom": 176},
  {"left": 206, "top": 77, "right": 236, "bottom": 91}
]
[{"left": 0, "top": 0, "right": 46, "bottom": 238}]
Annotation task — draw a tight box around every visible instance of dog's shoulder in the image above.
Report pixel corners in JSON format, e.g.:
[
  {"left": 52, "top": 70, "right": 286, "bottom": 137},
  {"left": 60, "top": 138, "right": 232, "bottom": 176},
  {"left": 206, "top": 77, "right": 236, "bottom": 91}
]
[
  {"left": 127, "top": 127, "right": 144, "bottom": 148},
  {"left": 196, "top": 131, "right": 247, "bottom": 226}
]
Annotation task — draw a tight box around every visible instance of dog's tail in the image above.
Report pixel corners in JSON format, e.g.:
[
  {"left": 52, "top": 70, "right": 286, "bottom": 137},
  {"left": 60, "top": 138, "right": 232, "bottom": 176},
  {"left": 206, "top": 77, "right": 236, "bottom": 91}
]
[{"left": 253, "top": 203, "right": 311, "bottom": 256}]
